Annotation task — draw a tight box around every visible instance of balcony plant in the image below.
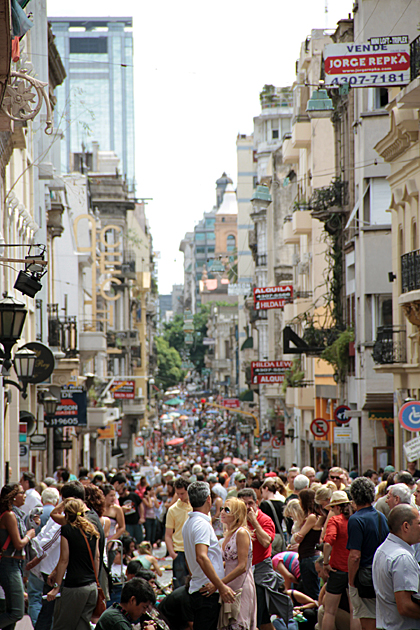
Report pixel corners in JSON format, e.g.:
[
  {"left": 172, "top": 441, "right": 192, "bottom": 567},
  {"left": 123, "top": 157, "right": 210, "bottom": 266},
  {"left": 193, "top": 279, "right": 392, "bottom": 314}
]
[
  {"left": 321, "top": 327, "right": 354, "bottom": 383},
  {"left": 281, "top": 357, "right": 305, "bottom": 394}
]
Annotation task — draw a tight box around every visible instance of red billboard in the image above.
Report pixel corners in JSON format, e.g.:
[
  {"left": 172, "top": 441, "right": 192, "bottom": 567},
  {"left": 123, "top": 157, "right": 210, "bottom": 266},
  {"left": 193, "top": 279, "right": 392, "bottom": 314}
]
[
  {"left": 254, "top": 285, "right": 293, "bottom": 310},
  {"left": 223, "top": 398, "right": 240, "bottom": 409},
  {"left": 251, "top": 361, "right": 293, "bottom": 384},
  {"left": 111, "top": 380, "right": 135, "bottom": 399}
]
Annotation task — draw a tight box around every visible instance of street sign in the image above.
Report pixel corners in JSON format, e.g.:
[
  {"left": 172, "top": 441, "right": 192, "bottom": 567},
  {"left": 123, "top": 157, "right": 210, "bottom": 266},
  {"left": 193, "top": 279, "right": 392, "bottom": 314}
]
[
  {"left": 335, "top": 405, "right": 352, "bottom": 425},
  {"left": 399, "top": 401, "right": 420, "bottom": 432},
  {"left": 134, "top": 436, "right": 144, "bottom": 447},
  {"left": 251, "top": 360, "right": 293, "bottom": 384},
  {"left": 254, "top": 285, "right": 293, "bottom": 310},
  {"left": 403, "top": 436, "right": 420, "bottom": 461},
  {"left": 334, "top": 426, "right": 353, "bottom": 443},
  {"left": 111, "top": 380, "right": 135, "bottom": 400},
  {"left": 310, "top": 439, "right": 330, "bottom": 448},
  {"left": 262, "top": 431, "right": 271, "bottom": 442},
  {"left": 310, "top": 418, "right": 329, "bottom": 438},
  {"left": 223, "top": 399, "right": 240, "bottom": 409},
  {"left": 271, "top": 436, "right": 281, "bottom": 455}
]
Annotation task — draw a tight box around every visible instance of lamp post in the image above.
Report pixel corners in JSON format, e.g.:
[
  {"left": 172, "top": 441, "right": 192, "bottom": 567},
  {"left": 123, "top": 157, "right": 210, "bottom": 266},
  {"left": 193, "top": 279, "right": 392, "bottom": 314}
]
[
  {"left": 0, "top": 295, "right": 28, "bottom": 371},
  {"left": 4, "top": 346, "right": 37, "bottom": 399}
]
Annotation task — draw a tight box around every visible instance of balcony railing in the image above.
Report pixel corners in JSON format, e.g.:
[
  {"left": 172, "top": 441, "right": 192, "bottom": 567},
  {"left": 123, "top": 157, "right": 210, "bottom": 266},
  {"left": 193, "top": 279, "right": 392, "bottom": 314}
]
[
  {"left": 48, "top": 304, "right": 78, "bottom": 357},
  {"left": 256, "top": 254, "right": 267, "bottom": 267},
  {"left": 401, "top": 249, "right": 420, "bottom": 293},
  {"left": 372, "top": 326, "right": 406, "bottom": 364},
  {"left": 411, "top": 34, "right": 420, "bottom": 81}
]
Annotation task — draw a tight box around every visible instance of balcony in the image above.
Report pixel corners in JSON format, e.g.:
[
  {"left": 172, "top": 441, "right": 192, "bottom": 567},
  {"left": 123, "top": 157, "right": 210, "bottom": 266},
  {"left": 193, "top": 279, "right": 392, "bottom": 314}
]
[
  {"left": 87, "top": 406, "right": 120, "bottom": 429},
  {"left": 122, "top": 397, "right": 146, "bottom": 416},
  {"left": 292, "top": 210, "right": 312, "bottom": 235},
  {"left": 79, "top": 320, "right": 107, "bottom": 359},
  {"left": 291, "top": 116, "right": 311, "bottom": 149},
  {"left": 283, "top": 216, "right": 300, "bottom": 244},
  {"left": 285, "top": 384, "right": 315, "bottom": 409},
  {"left": 373, "top": 326, "right": 406, "bottom": 364},
  {"left": 256, "top": 254, "right": 267, "bottom": 267},
  {"left": 48, "top": 304, "right": 78, "bottom": 358}
]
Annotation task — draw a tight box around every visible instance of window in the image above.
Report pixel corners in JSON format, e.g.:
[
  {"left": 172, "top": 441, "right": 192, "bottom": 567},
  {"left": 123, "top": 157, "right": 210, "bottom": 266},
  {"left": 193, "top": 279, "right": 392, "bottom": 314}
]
[
  {"left": 253, "top": 176, "right": 258, "bottom": 189},
  {"left": 227, "top": 234, "right": 236, "bottom": 252},
  {"left": 367, "top": 87, "right": 389, "bottom": 111},
  {"left": 364, "top": 178, "right": 391, "bottom": 225},
  {"left": 196, "top": 246, "right": 205, "bottom": 254},
  {"left": 206, "top": 218, "right": 215, "bottom": 228},
  {"left": 272, "top": 119, "right": 279, "bottom": 140},
  {"left": 207, "top": 246, "right": 215, "bottom": 253},
  {"left": 366, "top": 294, "right": 393, "bottom": 340},
  {"left": 207, "top": 232, "right": 215, "bottom": 241},
  {"left": 70, "top": 37, "right": 108, "bottom": 54},
  {"left": 195, "top": 232, "right": 205, "bottom": 241}
]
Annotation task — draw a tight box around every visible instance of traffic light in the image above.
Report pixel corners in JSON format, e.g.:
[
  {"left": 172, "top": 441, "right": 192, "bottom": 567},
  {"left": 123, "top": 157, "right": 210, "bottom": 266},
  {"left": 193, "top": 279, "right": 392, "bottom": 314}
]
[{"left": 200, "top": 398, "right": 206, "bottom": 411}]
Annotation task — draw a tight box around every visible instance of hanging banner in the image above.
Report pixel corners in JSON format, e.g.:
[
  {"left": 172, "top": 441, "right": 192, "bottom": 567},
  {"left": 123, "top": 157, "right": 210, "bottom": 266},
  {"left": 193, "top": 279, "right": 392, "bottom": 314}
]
[
  {"left": 324, "top": 40, "right": 410, "bottom": 87},
  {"left": 251, "top": 361, "right": 293, "bottom": 384},
  {"left": 254, "top": 285, "right": 293, "bottom": 310}
]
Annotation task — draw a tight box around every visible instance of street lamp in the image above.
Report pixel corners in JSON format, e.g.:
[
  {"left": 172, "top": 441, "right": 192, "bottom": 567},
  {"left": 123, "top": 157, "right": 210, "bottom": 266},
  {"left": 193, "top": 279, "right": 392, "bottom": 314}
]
[
  {"left": 42, "top": 392, "right": 59, "bottom": 418},
  {"left": 4, "top": 346, "right": 38, "bottom": 399},
  {"left": 306, "top": 88, "right": 334, "bottom": 119},
  {"left": 0, "top": 295, "right": 28, "bottom": 370}
]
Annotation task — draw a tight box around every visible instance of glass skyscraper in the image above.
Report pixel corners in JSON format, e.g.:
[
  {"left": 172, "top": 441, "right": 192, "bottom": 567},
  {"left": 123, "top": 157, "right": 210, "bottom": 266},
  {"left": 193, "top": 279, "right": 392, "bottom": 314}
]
[{"left": 50, "top": 17, "right": 135, "bottom": 191}]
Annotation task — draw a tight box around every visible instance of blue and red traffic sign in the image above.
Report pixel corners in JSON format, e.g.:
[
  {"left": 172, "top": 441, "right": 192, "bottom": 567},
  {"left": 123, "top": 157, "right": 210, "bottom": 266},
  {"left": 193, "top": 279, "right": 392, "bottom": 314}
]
[
  {"left": 399, "top": 401, "right": 420, "bottom": 432},
  {"left": 334, "top": 405, "right": 351, "bottom": 426}
]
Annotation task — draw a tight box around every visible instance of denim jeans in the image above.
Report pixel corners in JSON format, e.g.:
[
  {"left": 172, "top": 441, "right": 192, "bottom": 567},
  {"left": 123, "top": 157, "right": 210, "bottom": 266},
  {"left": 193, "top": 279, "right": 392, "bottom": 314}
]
[
  {"left": 125, "top": 523, "right": 144, "bottom": 544},
  {"left": 299, "top": 555, "right": 320, "bottom": 600},
  {"left": 190, "top": 591, "right": 220, "bottom": 630},
  {"left": 144, "top": 518, "right": 156, "bottom": 544},
  {"left": 34, "top": 573, "right": 56, "bottom": 630},
  {"left": 172, "top": 551, "right": 189, "bottom": 589},
  {"left": 0, "top": 557, "right": 24, "bottom": 630},
  {"left": 27, "top": 572, "right": 44, "bottom": 627}
]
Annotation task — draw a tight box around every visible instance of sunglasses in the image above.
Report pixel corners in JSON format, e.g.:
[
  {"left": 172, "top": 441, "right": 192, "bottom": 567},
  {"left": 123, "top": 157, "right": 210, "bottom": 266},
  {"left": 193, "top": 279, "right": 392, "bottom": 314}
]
[
  {"left": 220, "top": 506, "right": 231, "bottom": 514},
  {"left": 330, "top": 476, "right": 341, "bottom": 480}
]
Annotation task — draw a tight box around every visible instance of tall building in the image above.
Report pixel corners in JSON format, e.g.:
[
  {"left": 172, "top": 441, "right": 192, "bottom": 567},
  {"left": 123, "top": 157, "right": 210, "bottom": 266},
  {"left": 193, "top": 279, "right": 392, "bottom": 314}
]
[{"left": 49, "top": 17, "right": 135, "bottom": 191}]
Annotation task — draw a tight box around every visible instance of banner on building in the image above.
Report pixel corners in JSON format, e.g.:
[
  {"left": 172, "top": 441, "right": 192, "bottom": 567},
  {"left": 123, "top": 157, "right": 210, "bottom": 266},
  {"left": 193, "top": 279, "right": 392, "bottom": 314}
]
[
  {"left": 223, "top": 398, "right": 240, "bottom": 409},
  {"left": 254, "top": 285, "right": 293, "bottom": 310},
  {"left": 251, "top": 361, "right": 293, "bottom": 384},
  {"left": 45, "top": 386, "right": 87, "bottom": 427},
  {"left": 324, "top": 39, "right": 410, "bottom": 87},
  {"left": 111, "top": 380, "right": 135, "bottom": 399}
]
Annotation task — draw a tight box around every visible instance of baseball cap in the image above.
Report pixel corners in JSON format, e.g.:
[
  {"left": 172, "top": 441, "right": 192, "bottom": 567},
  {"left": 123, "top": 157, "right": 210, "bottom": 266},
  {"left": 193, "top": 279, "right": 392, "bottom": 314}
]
[
  {"left": 236, "top": 474, "right": 246, "bottom": 482},
  {"left": 265, "top": 472, "right": 277, "bottom": 478}
]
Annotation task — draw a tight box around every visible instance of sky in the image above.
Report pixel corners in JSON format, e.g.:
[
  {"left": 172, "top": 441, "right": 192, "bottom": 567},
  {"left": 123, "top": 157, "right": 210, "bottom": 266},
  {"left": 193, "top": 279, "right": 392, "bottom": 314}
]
[{"left": 48, "top": 0, "right": 353, "bottom": 294}]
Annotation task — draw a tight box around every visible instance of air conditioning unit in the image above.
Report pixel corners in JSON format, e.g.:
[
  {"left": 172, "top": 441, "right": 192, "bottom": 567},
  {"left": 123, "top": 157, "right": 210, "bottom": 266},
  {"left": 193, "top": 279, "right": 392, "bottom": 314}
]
[{"left": 292, "top": 254, "right": 300, "bottom": 266}]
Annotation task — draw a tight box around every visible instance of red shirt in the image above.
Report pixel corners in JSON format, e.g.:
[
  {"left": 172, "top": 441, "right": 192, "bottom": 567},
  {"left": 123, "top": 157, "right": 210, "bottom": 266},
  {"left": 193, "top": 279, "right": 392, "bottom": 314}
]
[
  {"left": 323, "top": 513, "right": 349, "bottom": 572},
  {"left": 248, "top": 509, "right": 275, "bottom": 565}
]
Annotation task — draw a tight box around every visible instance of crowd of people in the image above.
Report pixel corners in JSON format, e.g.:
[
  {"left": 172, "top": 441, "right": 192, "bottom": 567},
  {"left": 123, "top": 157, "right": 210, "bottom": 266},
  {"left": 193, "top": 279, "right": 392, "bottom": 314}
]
[{"left": 1, "top": 459, "right": 420, "bottom": 630}]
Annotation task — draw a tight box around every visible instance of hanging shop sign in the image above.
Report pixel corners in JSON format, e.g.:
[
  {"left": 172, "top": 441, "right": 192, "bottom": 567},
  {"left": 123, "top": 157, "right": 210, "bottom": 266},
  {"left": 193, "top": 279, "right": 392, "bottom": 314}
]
[
  {"left": 111, "top": 380, "right": 135, "bottom": 399},
  {"left": 324, "top": 39, "right": 410, "bottom": 88},
  {"left": 251, "top": 360, "right": 293, "bottom": 384},
  {"left": 254, "top": 285, "right": 293, "bottom": 310},
  {"left": 45, "top": 385, "right": 87, "bottom": 427},
  {"left": 23, "top": 342, "right": 55, "bottom": 383}
]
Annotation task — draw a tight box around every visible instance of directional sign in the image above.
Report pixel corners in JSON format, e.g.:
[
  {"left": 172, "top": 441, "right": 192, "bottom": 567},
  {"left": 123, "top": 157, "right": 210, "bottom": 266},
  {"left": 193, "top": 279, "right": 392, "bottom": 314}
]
[
  {"left": 310, "top": 418, "right": 329, "bottom": 438},
  {"left": 399, "top": 401, "right": 420, "bottom": 432},
  {"left": 335, "top": 405, "right": 351, "bottom": 426}
]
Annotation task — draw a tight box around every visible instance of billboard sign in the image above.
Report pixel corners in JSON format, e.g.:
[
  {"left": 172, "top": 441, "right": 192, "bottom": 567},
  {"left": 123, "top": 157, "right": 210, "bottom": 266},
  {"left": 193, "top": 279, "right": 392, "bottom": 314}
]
[
  {"left": 111, "top": 380, "right": 135, "bottom": 399},
  {"left": 223, "top": 399, "right": 241, "bottom": 409},
  {"left": 45, "top": 386, "right": 87, "bottom": 427},
  {"left": 251, "top": 360, "right": 293, "bottom": 384},
  {"left": 254, "top": 285, "right": 293, "bottom": 310},
  {"left": 324, "top": 40, "right": 410, "bottom": 87}
]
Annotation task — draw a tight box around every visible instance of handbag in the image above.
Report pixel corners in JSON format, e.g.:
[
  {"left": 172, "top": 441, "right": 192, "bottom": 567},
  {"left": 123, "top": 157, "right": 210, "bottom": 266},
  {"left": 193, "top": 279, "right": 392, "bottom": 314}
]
[
  {"left": 81, "top": 530, "right": 106, "bottom": 621},
  {"left": 354, "top": 511, "right": 382, "bottom": 599},
  {"left": 218, "top": 588, "right": 242, "bottom": 628},
  {"left": 266, "top": 500, "right": 286, "bottom": 555}
]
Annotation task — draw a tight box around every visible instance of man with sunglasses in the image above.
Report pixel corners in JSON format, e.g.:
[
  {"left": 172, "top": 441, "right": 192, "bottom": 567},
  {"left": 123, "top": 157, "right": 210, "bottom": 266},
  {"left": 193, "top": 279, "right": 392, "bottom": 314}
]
[{"left": 329, "top": 468, "right": 346, "bottom": 491}]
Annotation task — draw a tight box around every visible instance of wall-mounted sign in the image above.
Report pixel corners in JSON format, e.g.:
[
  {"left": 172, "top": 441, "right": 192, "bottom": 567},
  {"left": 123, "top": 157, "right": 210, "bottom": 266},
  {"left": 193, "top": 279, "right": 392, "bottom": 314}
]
[
  {"left": 30, "top": 434, "right": 47, "bottom": 450},
  {"left": 333, "top": 426, "right": 353, "bottom": 444},
  {"left": 45, "top": 385, "right": 87, "bottom": 427},
  {"left": 223, "top": 399, "right": 240, "bottom": 409},
  {"left": 324, "top": 40, "right": 410, "bottom": 87},
  {"left": 251, "top": 360, "right": 293, "bottom": 384},
  {"left": 111, "top": 380, "right": 135, "bottom": 400},
  {"left": 23, "top": 342, "right": 55, "bottom": 384},
  {"left": 98, "top": 424, "right": 116, "bottom": 440},
  {"left": 254, "top": 285, "right": 293, "bottom": 310},
  {"left": 399, "top": 401, "right": 420, "bottom": 432}
]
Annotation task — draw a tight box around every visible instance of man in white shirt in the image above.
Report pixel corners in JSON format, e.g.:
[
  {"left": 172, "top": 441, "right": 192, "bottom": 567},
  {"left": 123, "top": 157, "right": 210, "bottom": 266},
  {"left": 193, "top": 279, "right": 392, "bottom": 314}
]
[
  {"left": 20, "top": 472, "right": 42, "bottom": 517},
  {"left": 182, "top": 481, "right": 234, "bottom": 630}
]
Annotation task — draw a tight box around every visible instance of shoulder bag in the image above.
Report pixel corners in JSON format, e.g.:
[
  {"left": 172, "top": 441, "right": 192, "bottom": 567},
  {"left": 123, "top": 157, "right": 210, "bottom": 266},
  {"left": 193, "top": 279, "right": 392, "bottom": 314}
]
[
  {"left": 354, "top": 510, "right": 382, "bottom": 599},
  {"left": 81, "top": 529, "right": 106, "bottom": 622},
  {"left": 266, "top": 500, "right": 286, "bottom": 555}
]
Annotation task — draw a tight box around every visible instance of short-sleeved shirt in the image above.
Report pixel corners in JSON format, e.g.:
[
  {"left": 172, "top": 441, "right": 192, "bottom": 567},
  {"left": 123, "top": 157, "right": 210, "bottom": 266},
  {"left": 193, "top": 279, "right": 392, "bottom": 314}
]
[
  {"left": 166, "top": 499, "right": 192, "bottom": 552},
  {"left": 182, "top": 511, "right": 224, "bottom": 594},
  {"left": 119, "top": 492, "right": 142, "bottom": 526},
  {"left": 347, "top": 506, "right": 389, "bottom": 567},
  {"left": 373, "top": 533, "right": 420, "bottom": 630},
  {"left": 272, "top": 551, "right": 300, "bottom": 579},
  {"left": 324, "top": 513, "right": 350, "bottom": 572},
  {"left": 61, "top": 524, "right": 97, "bottom": 588},
  {"left": 248, "top": 509, "right": 275, "bottom": 566}
]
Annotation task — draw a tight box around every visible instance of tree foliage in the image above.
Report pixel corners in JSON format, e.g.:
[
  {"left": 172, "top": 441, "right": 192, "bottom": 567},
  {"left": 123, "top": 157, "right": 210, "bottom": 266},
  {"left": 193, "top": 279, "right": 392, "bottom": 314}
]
[{"left": 155, "top": 336, "right": 185, "bottom": 388}]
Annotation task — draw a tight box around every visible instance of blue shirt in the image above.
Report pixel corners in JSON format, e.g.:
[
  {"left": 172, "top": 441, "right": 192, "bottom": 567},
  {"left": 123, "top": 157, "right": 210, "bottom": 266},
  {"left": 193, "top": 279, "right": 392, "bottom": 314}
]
[
  {"left": 373, "top": 533, "right": 420, "bottom": 630},
  {"left": 347, "top": 506, "right": 389, "bottom": 567}
]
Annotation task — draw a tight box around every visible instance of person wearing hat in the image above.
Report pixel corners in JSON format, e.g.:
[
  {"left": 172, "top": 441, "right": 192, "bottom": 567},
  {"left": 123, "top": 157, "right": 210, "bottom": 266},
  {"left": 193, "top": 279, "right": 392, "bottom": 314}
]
[
  {"left": 321, "top": 491, "right": 352, "bottom": 630},
  {"left": 226, "top": 474, "right": 247, "bottom": 498}
]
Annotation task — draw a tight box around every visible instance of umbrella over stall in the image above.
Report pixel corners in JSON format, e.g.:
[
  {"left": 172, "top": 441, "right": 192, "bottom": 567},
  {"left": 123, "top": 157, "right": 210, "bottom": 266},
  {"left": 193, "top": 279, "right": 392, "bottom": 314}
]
[
  {"left": 166, "top": 437, "right": 185, "bottom": 446},
  {"left": 164, "top": 397, "right": 184, "bottom": 406}
]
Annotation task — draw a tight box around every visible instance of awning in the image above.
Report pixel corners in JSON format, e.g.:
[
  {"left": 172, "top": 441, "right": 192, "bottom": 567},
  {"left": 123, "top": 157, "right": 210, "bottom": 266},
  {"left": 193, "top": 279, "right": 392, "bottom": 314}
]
[
  {"left": 362, "top": 393, "right": 394, "bottom": 411},
  {"left": 241, "top": 337, "right": 254, "bottom": 350},
  {"left": 166, "top": 437, "right": 185, "bottom": 446},
  {"left": 164, "top": 397, "right": 184, "bottom": 406}
]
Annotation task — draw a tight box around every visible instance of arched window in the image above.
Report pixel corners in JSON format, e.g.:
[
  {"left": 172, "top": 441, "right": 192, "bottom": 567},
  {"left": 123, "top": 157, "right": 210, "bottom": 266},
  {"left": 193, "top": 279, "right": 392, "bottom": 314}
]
[{"left": 227, "top": 234, "right": 236, "bottom": 252}]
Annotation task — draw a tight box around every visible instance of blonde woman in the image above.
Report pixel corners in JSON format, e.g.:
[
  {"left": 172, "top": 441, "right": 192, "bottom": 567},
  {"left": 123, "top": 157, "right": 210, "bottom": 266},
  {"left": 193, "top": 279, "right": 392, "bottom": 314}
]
[
  {"left": 48, "top": 498, "right": 100, "bottom": 630},
  {"left": 284, "top": 498, "right": 305, "bottom": 550},
  {"left": 201, "top": 497, "right": 256, "bottom": 630}
]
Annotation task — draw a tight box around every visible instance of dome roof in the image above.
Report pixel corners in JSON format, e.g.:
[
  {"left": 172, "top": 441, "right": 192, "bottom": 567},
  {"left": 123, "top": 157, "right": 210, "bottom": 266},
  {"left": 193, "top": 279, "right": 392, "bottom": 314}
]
[{"left": 216, "top": 183, "right": 238, "bottom": 215}]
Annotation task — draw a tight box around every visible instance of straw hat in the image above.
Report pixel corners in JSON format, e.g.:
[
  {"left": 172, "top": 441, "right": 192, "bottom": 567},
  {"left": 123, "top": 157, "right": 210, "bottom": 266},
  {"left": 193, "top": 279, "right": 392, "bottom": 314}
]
[{"left": 326, "top": 490, "right": 350, "bottom": 509}]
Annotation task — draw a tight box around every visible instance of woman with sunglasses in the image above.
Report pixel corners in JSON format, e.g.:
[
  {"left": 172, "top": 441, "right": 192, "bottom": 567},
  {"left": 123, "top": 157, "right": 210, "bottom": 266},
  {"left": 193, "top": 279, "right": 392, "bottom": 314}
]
[
  {"left": 201, "top": 498, "right": 257, "bottom": 630},
  {"left": 0, "top": 483, "right": 36, "bottom": 630}
]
